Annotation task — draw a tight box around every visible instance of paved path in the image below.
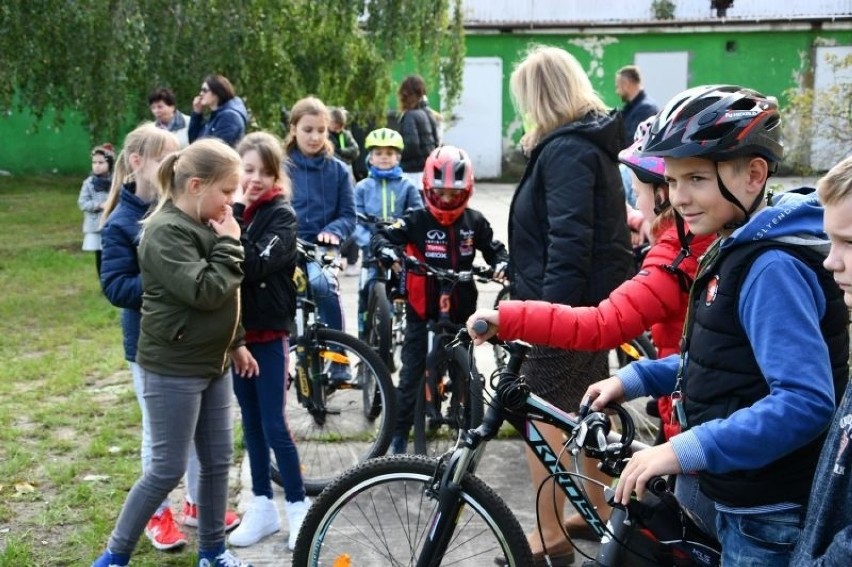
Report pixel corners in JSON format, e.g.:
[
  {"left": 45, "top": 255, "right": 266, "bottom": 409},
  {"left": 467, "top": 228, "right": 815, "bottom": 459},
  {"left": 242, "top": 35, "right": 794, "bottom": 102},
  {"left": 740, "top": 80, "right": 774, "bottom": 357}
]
[{"left": 229, "top": 177, "right": 818, "bottom": 565}]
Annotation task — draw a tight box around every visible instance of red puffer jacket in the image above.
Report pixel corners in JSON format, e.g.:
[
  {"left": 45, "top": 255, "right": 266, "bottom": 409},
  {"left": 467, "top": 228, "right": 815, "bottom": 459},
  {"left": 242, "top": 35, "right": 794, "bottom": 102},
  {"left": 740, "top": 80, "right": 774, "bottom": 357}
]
[{"left": 498, "top": 225, "right": 715, "bottom": 439}]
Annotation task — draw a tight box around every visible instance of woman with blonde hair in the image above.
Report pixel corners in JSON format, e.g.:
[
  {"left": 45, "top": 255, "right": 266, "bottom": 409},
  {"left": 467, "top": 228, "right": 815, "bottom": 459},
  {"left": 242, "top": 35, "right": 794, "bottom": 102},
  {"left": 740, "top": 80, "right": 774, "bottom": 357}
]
[{"left": 498, "top": 45, "right": 633, "bottom": 565}]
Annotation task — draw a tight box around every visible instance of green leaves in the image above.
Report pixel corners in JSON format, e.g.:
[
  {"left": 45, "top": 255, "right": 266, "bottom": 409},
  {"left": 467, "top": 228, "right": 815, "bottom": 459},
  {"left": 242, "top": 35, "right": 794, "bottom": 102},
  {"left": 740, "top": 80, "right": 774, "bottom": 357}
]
[{"left": 0, "top": 0, "right": 465, "bottom": 144}]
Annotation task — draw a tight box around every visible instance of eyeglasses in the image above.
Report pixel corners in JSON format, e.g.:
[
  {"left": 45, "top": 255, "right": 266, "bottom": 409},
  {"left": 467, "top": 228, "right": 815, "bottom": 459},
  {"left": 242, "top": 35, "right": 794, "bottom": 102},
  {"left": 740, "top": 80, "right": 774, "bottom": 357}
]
[{"left": 200, "top": 86, "right": 210, "bottom": 93}]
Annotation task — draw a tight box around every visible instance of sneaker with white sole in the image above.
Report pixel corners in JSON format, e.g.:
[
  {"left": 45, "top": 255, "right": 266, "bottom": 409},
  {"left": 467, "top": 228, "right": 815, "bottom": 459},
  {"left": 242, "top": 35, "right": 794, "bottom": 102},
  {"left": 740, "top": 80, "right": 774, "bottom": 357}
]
[
  {"left": 182, "top": 499, "right": 242, "bottom": 532},
  {"left": 227, "top": 495, "right": 281, "bottom": 547},
  {"left": 144, "top": 508, "right": 188, "bottom": 550},
  {"left": 197, "top": 548, "right": 253, "bottom": 566},
  {"left": 285, "top": 497, "right": 312, "bottom": 550}
]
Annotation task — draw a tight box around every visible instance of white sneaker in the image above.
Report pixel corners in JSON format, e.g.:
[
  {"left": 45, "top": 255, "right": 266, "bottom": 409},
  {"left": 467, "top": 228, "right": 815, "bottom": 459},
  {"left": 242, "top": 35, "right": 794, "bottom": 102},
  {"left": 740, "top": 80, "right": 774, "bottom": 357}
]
[
  {"left": 227, "top": 495, "right": 281, "bottom": 547},
  {"left": 285, "top": 497, "right": 312, "bottom": 550}
]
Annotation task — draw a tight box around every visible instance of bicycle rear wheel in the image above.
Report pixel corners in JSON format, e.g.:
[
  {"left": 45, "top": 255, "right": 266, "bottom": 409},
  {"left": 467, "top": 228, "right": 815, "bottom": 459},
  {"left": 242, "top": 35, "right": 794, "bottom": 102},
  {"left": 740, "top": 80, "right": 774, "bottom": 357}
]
[
  {"left": 280, "top": 328, "right": 396, "bottom": 495},
  {"left": 292, "top": 455, "right": 533, "bottom": 567},
  {"left": 413, "top": 344, "right": 479, "bottom": 457}
]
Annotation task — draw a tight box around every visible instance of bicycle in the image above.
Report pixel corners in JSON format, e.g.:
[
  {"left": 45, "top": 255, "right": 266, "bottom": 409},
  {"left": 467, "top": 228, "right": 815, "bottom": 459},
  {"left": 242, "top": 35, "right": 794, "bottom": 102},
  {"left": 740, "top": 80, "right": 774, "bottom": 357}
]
[
  {"left": 270, "top": 239, "right": 397, "bottom": 495},
  {"left": 293, "top": 327, "right": 720, "bottom": 566},
  {"left": 403, "top": 255, "right": 500, "bottom": 457},
  {"left": 357, "top": 213, "right": 407, "bottom": 373}
]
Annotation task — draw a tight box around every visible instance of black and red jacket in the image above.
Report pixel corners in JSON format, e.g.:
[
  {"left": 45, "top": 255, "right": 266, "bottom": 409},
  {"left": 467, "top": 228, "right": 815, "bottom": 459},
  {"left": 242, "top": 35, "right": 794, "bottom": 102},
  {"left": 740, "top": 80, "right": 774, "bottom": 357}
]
[{"left": 370, "top": 207, "right": 508, "bottom": 322}]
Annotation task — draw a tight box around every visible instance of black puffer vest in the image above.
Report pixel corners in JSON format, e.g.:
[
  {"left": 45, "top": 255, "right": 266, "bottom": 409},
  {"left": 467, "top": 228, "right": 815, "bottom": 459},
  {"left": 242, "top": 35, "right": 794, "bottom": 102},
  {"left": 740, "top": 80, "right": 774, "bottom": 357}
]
[{"left": 683, "top": 240, "right": 849, "bottom": 507}]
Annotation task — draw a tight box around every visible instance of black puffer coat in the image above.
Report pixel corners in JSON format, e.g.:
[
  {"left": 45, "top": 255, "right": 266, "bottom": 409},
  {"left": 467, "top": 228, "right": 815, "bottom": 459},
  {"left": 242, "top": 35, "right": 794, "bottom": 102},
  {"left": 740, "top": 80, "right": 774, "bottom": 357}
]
[{"left": 509, "top": 112, "right": 633, "bottom": 307}]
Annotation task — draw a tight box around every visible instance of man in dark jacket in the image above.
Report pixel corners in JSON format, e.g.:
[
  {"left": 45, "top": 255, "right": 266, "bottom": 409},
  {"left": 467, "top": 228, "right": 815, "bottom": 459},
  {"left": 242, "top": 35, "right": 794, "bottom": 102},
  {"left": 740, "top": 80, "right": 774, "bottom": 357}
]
[{"left": 616, "top": 65, "right": 659, "bottom": 149}]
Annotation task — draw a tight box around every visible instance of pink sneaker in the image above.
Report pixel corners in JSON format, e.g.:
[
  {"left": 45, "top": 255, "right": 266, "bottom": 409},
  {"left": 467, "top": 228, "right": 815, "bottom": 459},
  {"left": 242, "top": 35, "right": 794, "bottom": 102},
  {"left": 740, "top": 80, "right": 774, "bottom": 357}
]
[
  {"left": 144, "top": 508, "right": 187, "bottom": 550},
  {"left": 182, "top": 499, "right": 241, "bottom": 532}
]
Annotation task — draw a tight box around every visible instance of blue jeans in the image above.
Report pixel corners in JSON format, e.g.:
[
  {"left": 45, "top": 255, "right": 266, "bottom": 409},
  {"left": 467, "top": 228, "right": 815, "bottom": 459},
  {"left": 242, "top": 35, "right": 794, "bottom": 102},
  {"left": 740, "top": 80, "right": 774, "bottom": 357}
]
[
  {"left": 716, "top": 508, "right": 803, "bottom": 566},
  {"left": 232, "top": 338, "right": 306, "bottom": 503},
  {"left": 674, "top": 473, "right": 718, "bottom": 541},
  {"left": 307, "top": 259, "right": 344, "bottom": 331}
]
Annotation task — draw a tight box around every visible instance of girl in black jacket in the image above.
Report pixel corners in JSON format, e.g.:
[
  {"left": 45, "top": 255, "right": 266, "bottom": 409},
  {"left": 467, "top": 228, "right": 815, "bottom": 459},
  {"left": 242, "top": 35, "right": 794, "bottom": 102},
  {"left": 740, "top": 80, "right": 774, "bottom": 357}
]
[
  {"left": 397, "top": 74, "right": 440, "bottom": 189},
  {"left": 228, "top": 132, "right": 311, "bottom": 551}
]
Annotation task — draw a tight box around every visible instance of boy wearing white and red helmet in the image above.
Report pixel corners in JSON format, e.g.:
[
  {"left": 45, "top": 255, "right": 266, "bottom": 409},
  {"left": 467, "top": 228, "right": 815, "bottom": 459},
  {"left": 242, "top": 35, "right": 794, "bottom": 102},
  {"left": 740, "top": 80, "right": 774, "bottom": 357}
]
[{"left": 370, "top": 145, "right": 508, "bottom": 454}]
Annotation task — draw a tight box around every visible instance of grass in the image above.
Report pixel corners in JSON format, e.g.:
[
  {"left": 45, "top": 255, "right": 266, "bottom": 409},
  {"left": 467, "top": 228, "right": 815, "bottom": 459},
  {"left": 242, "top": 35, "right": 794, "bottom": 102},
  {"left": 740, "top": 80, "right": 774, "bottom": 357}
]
[{"left": 0, "top": 175, "right": 216, "bottom": 566}]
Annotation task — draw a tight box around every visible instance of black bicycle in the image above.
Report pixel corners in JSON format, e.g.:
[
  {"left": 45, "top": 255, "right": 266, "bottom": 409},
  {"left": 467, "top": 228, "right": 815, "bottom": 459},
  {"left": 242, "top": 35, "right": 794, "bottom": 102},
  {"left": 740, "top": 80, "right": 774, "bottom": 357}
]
[
  {"left": 293, "top": 328, "right": 720, "bottom": 566},
  {"left": 270, "top": 239, "right": 396, "bottom": 495},
  {"left": 398, "top": 256, "right": 502, "bottom": 457},
  {"left": 358, "top": 213, "right": 407, "bottom": 373}
]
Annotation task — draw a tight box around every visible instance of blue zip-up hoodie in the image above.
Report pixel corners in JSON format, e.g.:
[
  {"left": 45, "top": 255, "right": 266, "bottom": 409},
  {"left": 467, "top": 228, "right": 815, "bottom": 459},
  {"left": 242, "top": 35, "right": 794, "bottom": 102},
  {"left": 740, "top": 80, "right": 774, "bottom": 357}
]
[
  {"left": 99, "top": 184, "right": 149, "bottom": 361},
  {"left": 619, "top": 192, "right": 838, "bottom": 481},
  {"left": 353, "top": 172, "right": 423, "bottom": 248},
  {"left": 287, "top": 149, "right": 356, "bottom": 243},
  {"left": 188, "top": 97, "right": 248, "bottom": 147}
]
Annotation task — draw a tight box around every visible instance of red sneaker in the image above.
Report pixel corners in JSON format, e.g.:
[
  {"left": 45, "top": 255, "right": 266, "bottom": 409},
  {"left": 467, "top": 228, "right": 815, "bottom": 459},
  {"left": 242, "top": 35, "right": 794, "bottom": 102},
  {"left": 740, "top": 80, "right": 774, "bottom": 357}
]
[
  {"left": 144, "top": 508, "right": 187, "bottom": 551},
  {"left": 182, "top": 499, "right": 242, "bottom": 532}
]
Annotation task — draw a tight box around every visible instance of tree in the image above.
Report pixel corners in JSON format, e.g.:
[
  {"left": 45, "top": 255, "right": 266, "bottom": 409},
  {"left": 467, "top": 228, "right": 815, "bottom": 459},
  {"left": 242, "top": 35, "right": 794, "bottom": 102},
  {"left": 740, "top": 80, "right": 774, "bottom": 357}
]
[
  {"left": 0, "top": 0, "right": 465, "bottom": 144},
  {"left": 782, "top": 51, "right": 852, "bottom": 173}
]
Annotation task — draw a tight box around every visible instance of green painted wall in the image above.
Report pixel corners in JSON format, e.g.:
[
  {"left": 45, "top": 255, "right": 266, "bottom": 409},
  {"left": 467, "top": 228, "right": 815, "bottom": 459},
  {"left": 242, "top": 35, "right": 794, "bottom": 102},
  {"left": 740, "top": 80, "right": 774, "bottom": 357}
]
[
  {"left": 3, "top": 27, "right": 851, "bottom": 175},
  {"left": 465, "top": 28, "right": 852, "bottom": 143},
  {"left": 0, "top": 105, "right": 92, "bottom": 175}
]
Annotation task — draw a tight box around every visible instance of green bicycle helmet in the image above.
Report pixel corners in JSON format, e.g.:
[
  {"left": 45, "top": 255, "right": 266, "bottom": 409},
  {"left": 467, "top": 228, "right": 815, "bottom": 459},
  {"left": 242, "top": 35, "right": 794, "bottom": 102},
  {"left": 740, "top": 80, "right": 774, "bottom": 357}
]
[{"left": 365, "top": 128, "right": 404, "bottom": 151}]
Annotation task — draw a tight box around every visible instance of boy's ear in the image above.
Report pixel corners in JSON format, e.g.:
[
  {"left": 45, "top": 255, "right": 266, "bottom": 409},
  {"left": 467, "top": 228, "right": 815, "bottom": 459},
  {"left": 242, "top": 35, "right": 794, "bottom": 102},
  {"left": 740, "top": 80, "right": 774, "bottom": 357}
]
[{"left": 745, "top": 157, "right": 770, "bottom": 194}]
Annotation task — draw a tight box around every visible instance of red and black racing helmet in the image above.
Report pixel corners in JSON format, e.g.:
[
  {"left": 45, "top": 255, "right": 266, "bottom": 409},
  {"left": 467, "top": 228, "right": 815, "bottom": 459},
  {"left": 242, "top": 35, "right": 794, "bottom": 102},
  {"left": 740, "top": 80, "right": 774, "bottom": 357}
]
[{"left": 422, "top": 145, "right": 474, "bottom": 226}]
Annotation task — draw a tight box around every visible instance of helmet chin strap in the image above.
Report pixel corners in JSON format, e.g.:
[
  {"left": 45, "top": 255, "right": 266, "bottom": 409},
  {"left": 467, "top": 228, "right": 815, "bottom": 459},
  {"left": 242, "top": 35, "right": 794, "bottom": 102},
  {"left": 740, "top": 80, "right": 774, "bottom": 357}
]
[{"left": 716, "top": 165, "right": 765, "bottom": 230}]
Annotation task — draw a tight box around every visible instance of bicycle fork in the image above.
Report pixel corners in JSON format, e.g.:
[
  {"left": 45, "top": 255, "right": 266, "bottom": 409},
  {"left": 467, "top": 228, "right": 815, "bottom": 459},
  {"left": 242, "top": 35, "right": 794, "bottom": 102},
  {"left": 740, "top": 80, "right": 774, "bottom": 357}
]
[{"left": 417, "top": 444, "right": 481, "bottom": 567}]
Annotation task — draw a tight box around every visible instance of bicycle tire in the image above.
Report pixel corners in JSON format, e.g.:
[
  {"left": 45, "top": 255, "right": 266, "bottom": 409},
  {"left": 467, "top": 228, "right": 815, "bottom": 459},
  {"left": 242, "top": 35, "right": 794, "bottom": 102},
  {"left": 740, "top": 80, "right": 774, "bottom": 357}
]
[
  {"left": 276, "top": 328, "right": 396, "bottom": 495},
  {"left": 612, "top": 332, "right": 657, "bottom": 370},
  {"left": 413, "top": 343, "right": 479, "bottom": 457},
  {"left": 292, "top": 455, "right": 533, "bottom": 567},
  {"left": 366, "top": 281, "right": 393, "bottom": 372}
]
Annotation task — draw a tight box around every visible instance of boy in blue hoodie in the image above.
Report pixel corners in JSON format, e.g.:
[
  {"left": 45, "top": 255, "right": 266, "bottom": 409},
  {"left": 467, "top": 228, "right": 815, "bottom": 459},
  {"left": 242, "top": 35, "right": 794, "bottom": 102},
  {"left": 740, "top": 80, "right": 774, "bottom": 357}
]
[
  {"left": 353, "top": 128, "right": 423, "bottom": 338},
  {"left": 583, "top": 85, "right": 849, "bottom": 566},
  {"left": 791, "top": 154, "right": 852, "bottom": 566}
]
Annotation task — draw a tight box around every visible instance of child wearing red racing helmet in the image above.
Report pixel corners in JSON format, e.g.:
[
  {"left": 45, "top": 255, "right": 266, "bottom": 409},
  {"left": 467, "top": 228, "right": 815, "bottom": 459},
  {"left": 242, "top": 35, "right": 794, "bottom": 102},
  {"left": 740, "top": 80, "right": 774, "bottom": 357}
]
[{"left": 371, "top": 145, "right": 508, "bottom": 454}]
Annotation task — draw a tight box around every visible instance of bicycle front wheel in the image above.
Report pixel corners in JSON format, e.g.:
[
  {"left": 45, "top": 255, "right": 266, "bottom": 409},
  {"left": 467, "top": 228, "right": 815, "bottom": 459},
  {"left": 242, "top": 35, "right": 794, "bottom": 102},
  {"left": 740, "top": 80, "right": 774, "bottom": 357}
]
[
  {"left": 366, "top": 281, "right": 393, "bottom": 372},
  {"left": 285, "top": 328, "right": 396, "bottom": 494},
  {"left": 292, "top": 455, "right": 533, "bottom": 567}
]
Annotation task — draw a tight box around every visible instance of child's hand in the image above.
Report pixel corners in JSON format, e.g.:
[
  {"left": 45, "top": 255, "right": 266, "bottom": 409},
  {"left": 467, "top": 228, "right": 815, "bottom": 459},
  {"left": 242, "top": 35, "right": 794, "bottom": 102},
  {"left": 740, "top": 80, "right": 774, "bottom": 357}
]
[
  {"left": 209, "top": 206, "right": 241, "bottom": 239},
  {"left": 231, "top": 346, "right": 259, "bottom": 378},
  {"left": 614, "top": 443, "right": 682, "bottom": 505},
  {"left": 466, "top": 309, "right": 499, "bottom": 346},
  {"left": 317, "top": 232, "right": 340, "bottom": 246},
  {"left": 582, "top": 377, "right": 627, "bottom": 412}
]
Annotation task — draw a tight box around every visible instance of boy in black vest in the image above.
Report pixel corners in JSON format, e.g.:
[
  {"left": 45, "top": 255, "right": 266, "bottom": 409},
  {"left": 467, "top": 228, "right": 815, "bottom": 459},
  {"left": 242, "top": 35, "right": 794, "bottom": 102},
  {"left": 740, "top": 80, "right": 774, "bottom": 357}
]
[
  {"left": 583, "top": 85, "right": 849, "bottom": 566},
  {"left": 792, "top": 154, "right": 852, "bottom": 565}
]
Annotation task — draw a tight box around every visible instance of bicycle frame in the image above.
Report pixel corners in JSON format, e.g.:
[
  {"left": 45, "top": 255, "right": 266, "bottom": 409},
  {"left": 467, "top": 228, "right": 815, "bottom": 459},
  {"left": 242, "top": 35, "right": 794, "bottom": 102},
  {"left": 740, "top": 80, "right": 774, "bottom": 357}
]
[
  {"left": 417, "top": 336, "right": 721, "bottom": 567},
  {"left": 292, "top": 240, "right": 343, "bottom": 418}
]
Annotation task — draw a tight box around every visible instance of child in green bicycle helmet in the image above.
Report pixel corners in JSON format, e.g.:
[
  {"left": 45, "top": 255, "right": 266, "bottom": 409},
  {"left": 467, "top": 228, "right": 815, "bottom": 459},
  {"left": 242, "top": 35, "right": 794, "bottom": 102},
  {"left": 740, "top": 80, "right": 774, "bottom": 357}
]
[{"left": 353, "top": 128, "right": 423, "bottom": 338}]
